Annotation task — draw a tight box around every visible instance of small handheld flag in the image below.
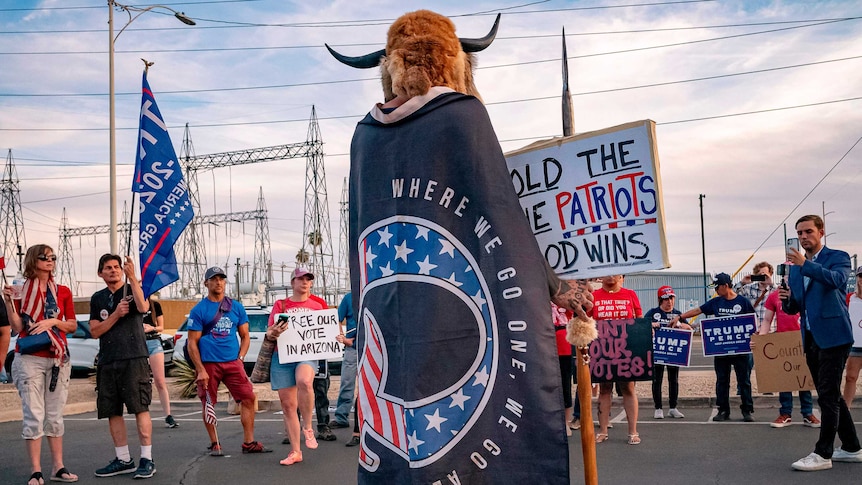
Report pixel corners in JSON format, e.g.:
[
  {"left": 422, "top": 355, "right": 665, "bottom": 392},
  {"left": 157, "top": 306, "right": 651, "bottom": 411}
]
[{"left": 204, "top": 393, "right": 218, "bottom": 427}]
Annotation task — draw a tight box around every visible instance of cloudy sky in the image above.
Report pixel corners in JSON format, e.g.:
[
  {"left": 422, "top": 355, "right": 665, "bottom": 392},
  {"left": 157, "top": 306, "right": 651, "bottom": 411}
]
[{"left": 1, "top": 0, "right": 860, "bottom": 296}]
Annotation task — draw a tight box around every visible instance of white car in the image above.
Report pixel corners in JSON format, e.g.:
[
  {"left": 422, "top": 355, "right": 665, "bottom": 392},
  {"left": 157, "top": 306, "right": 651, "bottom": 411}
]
[
  {"left": 174, "top": 306, "right": 342, "bottom": 376},
  {"left": 4, "top": 317, "right": 175, "bottom": 379}
]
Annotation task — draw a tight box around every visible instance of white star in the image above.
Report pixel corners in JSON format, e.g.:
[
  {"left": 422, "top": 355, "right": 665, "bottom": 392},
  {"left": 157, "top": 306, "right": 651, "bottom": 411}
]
[
  {"left": 170, "top": 218, "right": 176, "bottom": 225},
  {"left": 470, "top": 291, "right": 486, "bottom": 309},
  {"left": 394, "top": 240, "right": 414, "bottom": 263},
  {"left": 180, "top": 205, "right": 187, "bottom": 211},
  {"left": 174, "top": 212, "right": 181, "bottom": 218},
  {"left": 377, "top": 227, "right": 394, "bottom": 247},
  {"left": 446, "top": 272, "right": 463, "bottom": 287},
  {"left": 365, "top": 247, "right": 377, "bottom": 267},
  {"left": 415, "top": 226, "right": 430, "bottom": 240},
  {"left": 472, "top": 367, "right": 489, "bottom": 387},
  {"left": 424, "top": 408, "right": 448, "bottom": 433},
  {"left": 449, "top": 389, "right": 471, "bottom": 410},
  {"left": 380, "top": 262, "right": 394, "bottom": 277},
  {"left": 439, "top": 239, "right": 456, "bottom": 258},
  {"left": 416, "top": 256, "right": 437, "bottom": 275},
  {"left": 408, "top": 430, "right": 425, "bottom": 454}
]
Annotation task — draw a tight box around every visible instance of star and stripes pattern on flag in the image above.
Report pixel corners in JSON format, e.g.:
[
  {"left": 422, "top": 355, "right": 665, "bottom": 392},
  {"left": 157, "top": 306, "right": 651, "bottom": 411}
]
[
  {"left": 204, "top": 393, "right": 218, "bottom": 426},
  {"left": 132, "top": 70, "right": 194, "bottom": 298},
  {"left": 356, "top": 216, "right": 496, "bottom": 469}
]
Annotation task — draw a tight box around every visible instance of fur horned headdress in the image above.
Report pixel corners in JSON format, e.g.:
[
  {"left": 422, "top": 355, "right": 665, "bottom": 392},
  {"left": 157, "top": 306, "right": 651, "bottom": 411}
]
[{"left": 326, "top": 10, "right": 499, "bottom": 102}]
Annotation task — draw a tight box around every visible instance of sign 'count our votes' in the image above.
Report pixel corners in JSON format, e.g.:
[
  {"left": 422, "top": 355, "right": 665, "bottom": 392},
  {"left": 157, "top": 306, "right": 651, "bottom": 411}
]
[{"left": 275, "top": 309, "right": 343, "bottom": 364}]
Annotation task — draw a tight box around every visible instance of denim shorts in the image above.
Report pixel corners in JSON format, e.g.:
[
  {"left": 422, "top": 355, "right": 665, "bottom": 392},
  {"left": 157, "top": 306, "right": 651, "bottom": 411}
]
[
  {"left": 146, "top": 338, "right": 164, "bottom": 356},
  {"left": 270, "top": 359, "right": 316, "bottom": 390}
]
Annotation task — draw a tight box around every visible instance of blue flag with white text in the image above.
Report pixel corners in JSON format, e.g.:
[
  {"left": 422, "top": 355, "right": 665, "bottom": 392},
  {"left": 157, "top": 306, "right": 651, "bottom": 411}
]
[{"left": 132, "top": 70, "right": 193, "bottom": 297}]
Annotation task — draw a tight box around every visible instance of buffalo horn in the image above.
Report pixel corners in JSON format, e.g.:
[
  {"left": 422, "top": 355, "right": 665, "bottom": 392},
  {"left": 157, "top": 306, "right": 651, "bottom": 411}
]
[
  {"left": 460, "top": 13, "right": 500, "bottom": 53},
  {"left": 325, "top": 44, "right": 385, "bottom": 69}
]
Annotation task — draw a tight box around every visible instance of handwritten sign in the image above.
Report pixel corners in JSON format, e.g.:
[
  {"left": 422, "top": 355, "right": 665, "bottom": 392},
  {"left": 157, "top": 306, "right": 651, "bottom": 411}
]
[
  {"left": 701, "top": 314, "right": 757, "bottom": 357},
  {"left": 751, "top": 332, "right": 815, "bottom": 393},
  {"left": 652, "top": 327, "right": 692, "bottom": 367},
  {"left": 589, "top": 318, "right": 653, "bottom": 383},
  {"left": 276, "top": 309, "right": 343, "bottom": 364},
  {"left": 505, "top": 120, "right": 669, "bottom": 278}
]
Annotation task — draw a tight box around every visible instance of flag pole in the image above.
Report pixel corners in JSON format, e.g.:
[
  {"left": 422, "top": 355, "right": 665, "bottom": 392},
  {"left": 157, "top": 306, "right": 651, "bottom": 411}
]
[
  {"left": 123, "top": 191, "right": 137, "bottom": 299},
  {"left": 576, "top": 346, "right": 598, "bottom": 485}
]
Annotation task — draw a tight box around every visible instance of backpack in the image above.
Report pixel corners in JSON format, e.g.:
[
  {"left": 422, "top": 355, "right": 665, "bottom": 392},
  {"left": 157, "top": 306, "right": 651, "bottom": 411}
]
[{"left": 183, "top": 297, "right": 232, "bottom": 362}]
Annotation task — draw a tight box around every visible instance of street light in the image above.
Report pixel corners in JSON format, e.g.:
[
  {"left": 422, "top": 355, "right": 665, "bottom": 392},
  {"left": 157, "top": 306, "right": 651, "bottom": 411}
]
[{"left": 108, "top": 1, "right": 195, "bottom": 254}]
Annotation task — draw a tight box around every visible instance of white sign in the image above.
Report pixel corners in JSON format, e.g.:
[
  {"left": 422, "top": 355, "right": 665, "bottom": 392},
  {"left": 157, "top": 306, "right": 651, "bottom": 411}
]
[
  {"left": 275, "top": 309, "right": 343, "bottom": 364},
  {"left": 505, "top": 120, "right": 669, "bottom": 279}
]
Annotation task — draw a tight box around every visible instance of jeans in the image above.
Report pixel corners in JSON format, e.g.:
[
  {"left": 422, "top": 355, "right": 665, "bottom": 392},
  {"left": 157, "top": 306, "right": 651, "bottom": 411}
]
[
  {"left": 334, "top": 347, "right": 357, "bottom": 425},
  {"left": 653, "top": 364, "right": 679, "bottom": 409},
  {"left": 804, "top": 332, "right": 861, "bottom": 458},
  {"left": 714, "top": 354, "right": 753, "bottom": 414},
  {"left": 778, "top": 391, "right": 813, "bottom": 416}
]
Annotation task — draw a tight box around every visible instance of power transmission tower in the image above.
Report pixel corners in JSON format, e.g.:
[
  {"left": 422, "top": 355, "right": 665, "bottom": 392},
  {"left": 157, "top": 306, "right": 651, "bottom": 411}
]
[
  {"left": 337, "top": 176, "right": 349, "bottom": 295},
  {"left": 56, "top": 208, "right": 79, "bottom": 294},
  {"left": 301, "top": 106, "right": 336, "bottom": 304},
  {"left": 0, "top": 149, "right": 26, "bottom": 275},
  {"left": 178, "top": 124, "right": 208, "bottom": 297},
  {"left": 253, "top": 187, "right": 273, "bottom": 290}
]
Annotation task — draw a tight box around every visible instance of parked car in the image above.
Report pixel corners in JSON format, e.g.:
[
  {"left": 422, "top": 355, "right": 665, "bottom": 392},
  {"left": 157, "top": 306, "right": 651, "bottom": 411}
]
[
  {"left": 174, "top": 305, "right": 342, "bottom": 376},
  {"left": 4, "top": 317, "right": 175, "bottom": 379}
]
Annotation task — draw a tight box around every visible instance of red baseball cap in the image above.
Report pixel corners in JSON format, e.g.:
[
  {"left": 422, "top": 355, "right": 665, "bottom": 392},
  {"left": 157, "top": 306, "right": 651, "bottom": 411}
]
[{"left": 657, "top": 285, "right": 675, "bottom": 299}]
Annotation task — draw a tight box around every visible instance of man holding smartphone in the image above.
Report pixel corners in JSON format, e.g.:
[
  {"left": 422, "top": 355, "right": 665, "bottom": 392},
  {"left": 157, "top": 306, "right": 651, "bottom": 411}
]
[
  {"left": 781, "top": 215, "right": 862, "bottom": 471},
  {"left": 734, "top": 261, "right": 776, "bottom": 332}
]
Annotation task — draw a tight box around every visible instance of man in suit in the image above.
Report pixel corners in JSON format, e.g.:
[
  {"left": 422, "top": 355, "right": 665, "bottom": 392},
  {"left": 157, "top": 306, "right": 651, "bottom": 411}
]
[{"left": 781, "top": 214, "right": 862, "bottom": 471}]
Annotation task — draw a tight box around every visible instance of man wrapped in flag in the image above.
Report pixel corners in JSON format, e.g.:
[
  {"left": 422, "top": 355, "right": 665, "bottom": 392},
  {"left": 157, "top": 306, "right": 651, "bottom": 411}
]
[
  {"left": 328, "top": 10, "right": 594, "bottom": 484},
  {"left": 132, "top": 66, "right": 194, "bottom": 298}
]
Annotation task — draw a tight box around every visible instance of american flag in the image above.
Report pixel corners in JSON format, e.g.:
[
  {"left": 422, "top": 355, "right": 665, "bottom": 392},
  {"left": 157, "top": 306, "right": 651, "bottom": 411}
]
[
  {"left": 356, "top": 217, "right": 495, "bottom": 470},
  {"left": 204, "top": 393, "right": 218, "bottom": 426}
]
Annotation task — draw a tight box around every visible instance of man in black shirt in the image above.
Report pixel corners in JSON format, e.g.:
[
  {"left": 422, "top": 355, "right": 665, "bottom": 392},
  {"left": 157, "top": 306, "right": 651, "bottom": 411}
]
[{"left": 89, "top": 254, "right": 155, "bottom": 479}]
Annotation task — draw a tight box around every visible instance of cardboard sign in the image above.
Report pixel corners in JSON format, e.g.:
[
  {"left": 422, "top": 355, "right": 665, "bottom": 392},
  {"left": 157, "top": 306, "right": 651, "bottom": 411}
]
[
  {"left": 700, "top": 314, "right": 757, "bottom": 356},
  {"left": 505, "top": 120, "right": 669, "bottom": 279},
  {"left": 652, "top": 327, "right": 693, "bottom": 367},
  {"left": 589, "top": 318, "right": 653, "bottom": 383},
  {"left": 751, "top": 332, "right": 815, "bottom": 393},
  {"left": 275, "top": 309, "right": 343, "bottom": 364}
]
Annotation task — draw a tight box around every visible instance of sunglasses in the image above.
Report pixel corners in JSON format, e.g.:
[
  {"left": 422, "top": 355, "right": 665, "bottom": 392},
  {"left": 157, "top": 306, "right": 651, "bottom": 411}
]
[{"left": 37, "top": 254, "right": 57, "bottom": 262}]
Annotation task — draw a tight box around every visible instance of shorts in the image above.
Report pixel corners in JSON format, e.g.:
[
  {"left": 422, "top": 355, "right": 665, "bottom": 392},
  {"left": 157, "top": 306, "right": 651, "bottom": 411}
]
[
  {"left": 196, "top": 359, "right": 255, "bottom": 404},
  {"left": 146, "top": 339, "right": 164, "bottom": 356},
  {"left": 13, "top": 354, "right": 71, "bottom": 439},
  {"left": 850, "top": 347, "right": 862, "bottom": 358},
  {"left": 97, "top": 357, "right": 152, "bottom": 419},
  {"left": 270, "top": 359, "right": 316, "bottom": 390}
]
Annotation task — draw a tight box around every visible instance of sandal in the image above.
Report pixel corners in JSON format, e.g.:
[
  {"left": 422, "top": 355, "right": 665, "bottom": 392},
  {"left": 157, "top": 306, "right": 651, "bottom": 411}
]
[
  {"left": 50, "top": 468, "right": 78, "bottom": 483},
  {"left": 28, "top": 472, "right": 44, "bottom": 485},
  {"left": 627, "top": 433, "right": 641, "bottom": 445},
  {"left": 595, "top": 433, "right": 609, "bottom": 443}
]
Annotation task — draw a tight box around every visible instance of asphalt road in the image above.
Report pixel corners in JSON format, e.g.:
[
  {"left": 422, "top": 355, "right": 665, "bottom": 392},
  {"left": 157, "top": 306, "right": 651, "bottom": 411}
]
[{"left": 2, "top": 401, "right": 861, "bottom": 484}]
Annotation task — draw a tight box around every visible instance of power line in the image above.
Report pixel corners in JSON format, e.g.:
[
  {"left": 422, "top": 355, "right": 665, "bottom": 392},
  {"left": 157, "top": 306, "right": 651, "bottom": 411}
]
[{"left": 0, "top": 0, "right": 263, "bottom": 13}]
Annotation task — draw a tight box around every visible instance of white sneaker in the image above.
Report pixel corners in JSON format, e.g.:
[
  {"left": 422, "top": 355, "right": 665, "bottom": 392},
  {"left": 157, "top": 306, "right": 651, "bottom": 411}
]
[
  {"left": 832, "top": 448, "right": 862, "bottom": 463},
  {"left": 654, "top": 409, "right": 664, "bottom": 419},
  {"left": 668, "top": 408, "right": 685, "bottom": 419},
  {"left": 792, "top": 452, "right": 832, "bottom": 471}
]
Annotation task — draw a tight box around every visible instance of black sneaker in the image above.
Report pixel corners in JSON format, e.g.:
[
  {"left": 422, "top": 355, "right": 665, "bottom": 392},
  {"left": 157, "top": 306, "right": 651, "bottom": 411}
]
[
  {"left": 742, "top": 411, "right": 755, "bottom": 422},
  {"left": 346, "top": 436, "right": 361, "bottom": 447},
  {"left": 330, "top": 421, "right": 350, "bottom": 429},
  {"left": 713, "top": 412, "right": 730, "bottom": 422},
  {"left": 165, "top": 415, "right": 179, "bottom": 428},
  {"left": 133, "top": 458, "right": 156, "bottom": 479},
  {"left": 95, "top": 457, "right": 136, "bottom": 477},
  {"left": 318, "top": 426, "right": 337, "bottom": 441}
]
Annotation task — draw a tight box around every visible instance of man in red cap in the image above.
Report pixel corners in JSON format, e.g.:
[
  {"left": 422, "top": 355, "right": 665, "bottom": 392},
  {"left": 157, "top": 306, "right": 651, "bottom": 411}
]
[{"left": 645, "top": 286, "right": 691, "bottom": 419}]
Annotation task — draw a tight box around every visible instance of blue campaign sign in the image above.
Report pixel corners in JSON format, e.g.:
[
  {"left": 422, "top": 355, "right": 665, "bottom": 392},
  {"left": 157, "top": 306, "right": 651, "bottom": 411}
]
[
  {"left": 652, "top": 327, "right": 693, "bottom": 366},
  {"left": 700, "top": 314, "right": 757, "bottom": 356}
]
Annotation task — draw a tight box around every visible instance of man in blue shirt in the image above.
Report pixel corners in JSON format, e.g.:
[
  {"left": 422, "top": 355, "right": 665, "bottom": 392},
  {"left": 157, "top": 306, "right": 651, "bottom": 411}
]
[
  {"left": 187, "top": 266, "right": 271, "bottom": 456},
  {"left": 332, "top": 293, "right": 358, "bottom": 446}
]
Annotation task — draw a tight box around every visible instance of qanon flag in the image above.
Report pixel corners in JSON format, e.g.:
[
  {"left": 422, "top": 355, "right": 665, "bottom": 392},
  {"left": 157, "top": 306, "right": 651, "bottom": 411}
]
[
  {"left": 132, "top": 70, "right": 193, "bottom": 297},
  {"left": 349, "top": 89, "right": 569, "bottom": 484}
]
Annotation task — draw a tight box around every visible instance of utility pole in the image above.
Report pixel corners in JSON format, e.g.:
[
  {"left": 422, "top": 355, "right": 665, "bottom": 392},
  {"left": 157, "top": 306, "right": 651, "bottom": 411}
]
[
  {"left": 699, "top": 194, "right": 707, "bottom": 303},
  {"left": 0, "top": 149, "right": 26, "bottom": 275}
]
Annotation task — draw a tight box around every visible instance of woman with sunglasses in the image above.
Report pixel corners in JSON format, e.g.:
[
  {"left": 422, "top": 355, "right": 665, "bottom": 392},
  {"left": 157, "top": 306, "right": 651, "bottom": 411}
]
[{"left": 2, "top": 245, "right": 78, "bottom": 484}]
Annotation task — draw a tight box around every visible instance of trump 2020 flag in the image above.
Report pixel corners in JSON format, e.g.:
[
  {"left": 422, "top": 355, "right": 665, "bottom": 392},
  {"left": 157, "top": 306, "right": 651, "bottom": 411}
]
[
  {"left": 132, "top": 70, "right": 193, "bottom": 298},
  {"left": 349, "top": 90, "right": 568, "bottom": 484}
]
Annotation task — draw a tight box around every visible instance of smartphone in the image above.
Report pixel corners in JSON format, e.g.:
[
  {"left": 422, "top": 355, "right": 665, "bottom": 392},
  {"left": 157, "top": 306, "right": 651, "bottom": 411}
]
[
  {"left": 786, "top": 238, "right": 800, "bottom": 253},
  {"left": 750, "top": 274, "right": 766, "bottom": 282}
]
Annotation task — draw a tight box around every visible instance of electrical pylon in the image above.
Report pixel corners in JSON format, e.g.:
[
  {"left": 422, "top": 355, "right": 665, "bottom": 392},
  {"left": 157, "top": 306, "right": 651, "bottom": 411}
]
[
  {"left": 56, "top": 208, "right": 79, "bottom": 294},
  {"left": 301, "top": 106, "right": 336, "bottom": 304},
  {"left": 0, "top": 149, "right": 26, "bottom": 275},
  {"left": 253, "top": 187, "right": 273, "bottom": 290},
  {"left": 337, "top": 176, "right": 349, "bottom": 295}
]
